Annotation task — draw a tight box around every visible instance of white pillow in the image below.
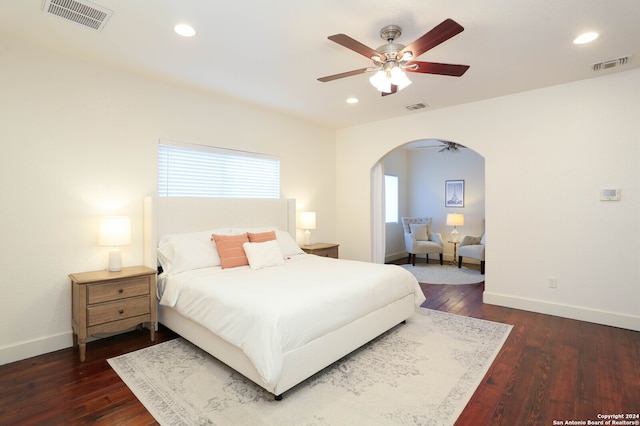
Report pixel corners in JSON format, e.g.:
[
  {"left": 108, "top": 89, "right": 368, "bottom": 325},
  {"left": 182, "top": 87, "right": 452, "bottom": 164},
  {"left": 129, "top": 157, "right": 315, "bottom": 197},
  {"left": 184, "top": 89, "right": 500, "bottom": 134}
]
[
  {"left": 275, "top": 230, "right": 304, "bottom": 256},
  {"left": 480, "top": 234, "right": 486, "bottom": 245},
  {"left": 157, "top": 228, "right": 229, "bottom": 274},
  {"left": 409, "top": 223, "right": 429, "bottom": 241},
  {"left": 243, "top": 240, "right": 285, "bottom": 270}
]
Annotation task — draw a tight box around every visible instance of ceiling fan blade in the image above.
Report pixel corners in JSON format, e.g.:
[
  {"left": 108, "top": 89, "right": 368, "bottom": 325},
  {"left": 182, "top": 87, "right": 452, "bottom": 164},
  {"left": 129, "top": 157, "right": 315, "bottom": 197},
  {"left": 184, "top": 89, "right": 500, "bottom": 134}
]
[
  {"left": 328, "top": 34, "right": 383, "bottom": 60},
  {"left": 406, "top": 61, "right": 469, "bottom": 77},
  {"left": 399, "top": 18, "right": 464, "bottom": 59},
  {"left": 381, "top": 84, "right": 398, "bottom": 97},
  {"left": 317, "top": 68, "right": 370, "bottom": 82}
]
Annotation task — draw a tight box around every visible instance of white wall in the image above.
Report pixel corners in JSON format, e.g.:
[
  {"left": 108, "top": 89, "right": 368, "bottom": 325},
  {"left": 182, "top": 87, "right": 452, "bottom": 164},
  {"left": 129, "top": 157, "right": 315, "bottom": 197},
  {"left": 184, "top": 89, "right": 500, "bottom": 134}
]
[
  {"left": 337, "top": 69, "right": 640, "bottom": 331},
  {"left": 0, "top": 34, "right": 336, "bottom": 364},
  {"left": 406, "top": 146, "right": 485, "bottom": 261},
  {"left": 382, "top": 149, "right": 408, "bottom": 261}
]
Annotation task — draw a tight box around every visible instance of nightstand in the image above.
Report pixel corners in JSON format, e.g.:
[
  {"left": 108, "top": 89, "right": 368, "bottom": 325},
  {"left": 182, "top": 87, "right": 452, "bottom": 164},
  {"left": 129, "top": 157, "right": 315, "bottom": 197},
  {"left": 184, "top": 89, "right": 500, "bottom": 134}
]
[
  {"left": 300, "top": 243, "right": 339, "bottom": 259},
  {"left": 69, "top": 265, "right": 157, "bottom": 361}
]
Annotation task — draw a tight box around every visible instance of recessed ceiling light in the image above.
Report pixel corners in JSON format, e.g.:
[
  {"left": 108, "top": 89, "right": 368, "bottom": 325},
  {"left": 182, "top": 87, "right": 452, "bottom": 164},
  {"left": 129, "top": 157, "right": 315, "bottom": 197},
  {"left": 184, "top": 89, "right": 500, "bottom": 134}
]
[
  {"left": 346, "top": 97, "right": 359, "bottom": 104},
  {"left": 574, "top": 32, "right": 599, "bottom": 45},
  {"left": 174, "top": 24, "right": 196, "bottom": 37}
]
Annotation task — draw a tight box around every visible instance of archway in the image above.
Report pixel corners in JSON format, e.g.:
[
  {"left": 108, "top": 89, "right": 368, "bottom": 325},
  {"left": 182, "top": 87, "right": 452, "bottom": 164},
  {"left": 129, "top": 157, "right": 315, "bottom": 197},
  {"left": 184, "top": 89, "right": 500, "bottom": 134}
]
[{"left": 372, "top": 138, "right": 485, "bottom": 265}]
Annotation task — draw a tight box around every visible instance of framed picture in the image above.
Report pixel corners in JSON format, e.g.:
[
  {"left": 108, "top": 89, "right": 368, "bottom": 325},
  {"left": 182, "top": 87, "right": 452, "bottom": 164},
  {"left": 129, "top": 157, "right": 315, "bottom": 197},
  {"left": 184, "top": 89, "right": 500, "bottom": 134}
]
[{"left": 445, "top": 180, "right": 465, "bottom": 207}]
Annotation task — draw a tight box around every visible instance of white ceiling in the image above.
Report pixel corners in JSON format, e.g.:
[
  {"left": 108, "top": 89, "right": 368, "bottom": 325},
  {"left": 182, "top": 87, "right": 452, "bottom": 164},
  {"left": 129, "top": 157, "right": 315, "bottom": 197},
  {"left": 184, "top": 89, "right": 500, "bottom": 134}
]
[{"left": 1, "top": 0, "right": 639, "bottom": 129}]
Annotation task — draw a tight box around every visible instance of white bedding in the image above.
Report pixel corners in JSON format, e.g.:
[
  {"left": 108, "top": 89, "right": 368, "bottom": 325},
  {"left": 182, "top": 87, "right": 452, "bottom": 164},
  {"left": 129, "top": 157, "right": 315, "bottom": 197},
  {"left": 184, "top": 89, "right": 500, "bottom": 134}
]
[{"left": 159, "top": 254, "right": 425, "bottom": 387}]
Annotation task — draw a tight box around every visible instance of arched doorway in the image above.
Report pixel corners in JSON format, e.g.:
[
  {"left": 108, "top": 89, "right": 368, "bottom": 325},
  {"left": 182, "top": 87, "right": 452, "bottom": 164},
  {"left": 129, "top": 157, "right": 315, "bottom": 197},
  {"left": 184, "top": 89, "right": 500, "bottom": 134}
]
[{"left": 372, "top": 139, "right": 485, "bottom": 265}]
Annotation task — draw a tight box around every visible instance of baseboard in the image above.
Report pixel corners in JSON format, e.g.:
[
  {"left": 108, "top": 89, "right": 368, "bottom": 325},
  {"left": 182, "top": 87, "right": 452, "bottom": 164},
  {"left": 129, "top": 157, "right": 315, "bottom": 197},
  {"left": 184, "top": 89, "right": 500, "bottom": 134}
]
[
  {"left": 385, "top": 251, "right": 407, "bottom": 263},
  {"left": 483, "top": 292, "right": 640, "bottom": 332},
  {"left": 0, "top": 331, "right": 73, "bottom": 366}
]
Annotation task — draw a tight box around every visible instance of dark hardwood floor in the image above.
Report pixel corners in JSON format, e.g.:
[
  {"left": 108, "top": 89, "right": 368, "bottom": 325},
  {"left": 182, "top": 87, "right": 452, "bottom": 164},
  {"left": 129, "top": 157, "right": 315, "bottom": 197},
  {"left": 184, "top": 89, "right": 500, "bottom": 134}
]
[{"left": 1, "top": 262, "right": 638, "bottom": 425}]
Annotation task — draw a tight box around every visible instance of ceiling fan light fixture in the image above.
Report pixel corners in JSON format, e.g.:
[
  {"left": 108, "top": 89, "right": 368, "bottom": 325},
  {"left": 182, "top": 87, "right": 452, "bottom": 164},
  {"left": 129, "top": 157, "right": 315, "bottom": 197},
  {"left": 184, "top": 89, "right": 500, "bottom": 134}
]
[
  {"left": 369, "top": 70, "right": 392, "bottom": 92},
  {"left": 390, "top": 67, "right": 412, "bottom": 90},
  {"left": 369, "top": 66, "right": 411, "bottom": 92}
]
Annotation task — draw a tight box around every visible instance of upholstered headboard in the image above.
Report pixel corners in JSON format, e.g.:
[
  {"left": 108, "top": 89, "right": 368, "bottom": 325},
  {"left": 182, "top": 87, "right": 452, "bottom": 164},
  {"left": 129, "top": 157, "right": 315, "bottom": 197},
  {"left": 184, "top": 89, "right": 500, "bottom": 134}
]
[{"left": 143, "top": 196, "right": 296, "bottom": 268}]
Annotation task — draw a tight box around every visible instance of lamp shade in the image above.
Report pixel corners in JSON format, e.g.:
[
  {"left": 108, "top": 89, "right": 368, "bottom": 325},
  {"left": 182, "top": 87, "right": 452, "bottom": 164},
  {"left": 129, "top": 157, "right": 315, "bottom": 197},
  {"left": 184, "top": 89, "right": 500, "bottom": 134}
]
[
  {"left": 446, "top": 213, "right": 464, "bottom": 227},
  {"left": 389, "top": 67, "right": 412, "bottom": 90},
  {"left": 299, "top": 211, "right": 317, "bottom": 230},
  {"left": 98, "top": 216, "right": 131, "bottom": 247},
  {"left": 369, "top": 70, "right": 392, "bottom": 93}
]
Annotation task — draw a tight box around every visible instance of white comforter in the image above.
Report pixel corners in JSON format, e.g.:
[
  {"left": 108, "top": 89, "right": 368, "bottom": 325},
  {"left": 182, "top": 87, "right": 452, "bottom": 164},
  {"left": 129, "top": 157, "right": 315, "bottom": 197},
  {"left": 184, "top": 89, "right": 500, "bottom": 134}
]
[{"left": 159, "top": 254, "right": 425, "bottom": 387}]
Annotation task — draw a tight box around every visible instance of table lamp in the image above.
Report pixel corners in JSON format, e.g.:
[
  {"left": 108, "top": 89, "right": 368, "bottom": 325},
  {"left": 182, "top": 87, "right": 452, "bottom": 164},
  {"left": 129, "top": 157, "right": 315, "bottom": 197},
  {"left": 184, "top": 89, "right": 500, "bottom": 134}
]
[
  {"left": 98, "top": 216, "right": 131, "bottom": 271},
  {"left": 446, "top": 213, "right": 464, "bottom": 242},
  {"left": 299, "top": 212, "right": 316, "bottom": 246}
]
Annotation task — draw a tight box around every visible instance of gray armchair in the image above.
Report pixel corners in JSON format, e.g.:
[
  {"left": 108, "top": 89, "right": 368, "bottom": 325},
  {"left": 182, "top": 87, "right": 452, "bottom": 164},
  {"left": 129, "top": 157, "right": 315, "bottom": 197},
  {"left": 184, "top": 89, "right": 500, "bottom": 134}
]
[
  {"left": 458, "top": 234, "right": 485, "bottom": 274},
  {"left": 401, "top": 217, "right": 444, "bottom": 266}
]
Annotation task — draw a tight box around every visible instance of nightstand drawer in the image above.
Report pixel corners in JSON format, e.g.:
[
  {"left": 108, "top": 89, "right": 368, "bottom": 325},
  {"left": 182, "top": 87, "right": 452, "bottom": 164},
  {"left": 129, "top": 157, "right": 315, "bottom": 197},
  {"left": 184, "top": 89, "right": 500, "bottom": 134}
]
[
  {"left": 87, "top": 277, "right": 150, "bottom": 304},
  {"left": 314, "top": 246, "right": 338, "bottom": 258},
  {"left": 87, "top": 296, "right": 150, "bottom": 326}
]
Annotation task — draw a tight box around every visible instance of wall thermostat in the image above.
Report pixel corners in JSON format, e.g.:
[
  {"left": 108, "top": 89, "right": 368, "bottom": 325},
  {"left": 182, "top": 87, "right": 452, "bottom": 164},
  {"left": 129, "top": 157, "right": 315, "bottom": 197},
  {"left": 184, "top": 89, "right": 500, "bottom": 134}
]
[{"left": 600, "top": 188, "right": 621, "bottom": 201}]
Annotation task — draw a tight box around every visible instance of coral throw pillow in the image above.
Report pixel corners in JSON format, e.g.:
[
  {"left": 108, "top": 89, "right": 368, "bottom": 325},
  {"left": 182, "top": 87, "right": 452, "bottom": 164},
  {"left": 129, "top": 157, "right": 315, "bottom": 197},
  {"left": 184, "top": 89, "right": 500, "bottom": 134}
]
[
  {"left": 212, "top": 233, "right": 250, "bottom": 269},
  {"left": 248, "top": 231, "right": 277, "bottom": 243}
]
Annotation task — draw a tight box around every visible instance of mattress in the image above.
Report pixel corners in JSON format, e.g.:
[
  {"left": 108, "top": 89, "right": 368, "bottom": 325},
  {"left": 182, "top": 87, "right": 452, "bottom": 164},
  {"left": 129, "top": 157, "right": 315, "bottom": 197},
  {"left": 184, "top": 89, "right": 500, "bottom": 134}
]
[{"left": 158, "top": 254, "right": 424, "bottom": 387}]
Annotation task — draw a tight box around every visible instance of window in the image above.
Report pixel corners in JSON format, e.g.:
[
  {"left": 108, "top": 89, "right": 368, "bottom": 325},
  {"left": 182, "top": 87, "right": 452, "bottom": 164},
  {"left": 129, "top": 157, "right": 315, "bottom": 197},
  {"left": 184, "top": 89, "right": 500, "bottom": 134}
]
[
  {"left": 158, "top": 141, "right": 280, "bottom": 198},
  {"left": 385, "top": 174, "right": 399, "bottom": 223}
]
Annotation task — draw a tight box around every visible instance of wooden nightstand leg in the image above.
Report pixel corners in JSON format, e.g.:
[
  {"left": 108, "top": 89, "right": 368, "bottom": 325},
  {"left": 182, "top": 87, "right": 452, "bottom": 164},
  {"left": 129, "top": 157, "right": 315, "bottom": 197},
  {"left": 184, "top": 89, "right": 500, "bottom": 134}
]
[
  {"left": 79, "top": 340, "right": 86, "bottom": 362},
  {"left": 150, "top": 325, "right": 155, "bottom": 343}
]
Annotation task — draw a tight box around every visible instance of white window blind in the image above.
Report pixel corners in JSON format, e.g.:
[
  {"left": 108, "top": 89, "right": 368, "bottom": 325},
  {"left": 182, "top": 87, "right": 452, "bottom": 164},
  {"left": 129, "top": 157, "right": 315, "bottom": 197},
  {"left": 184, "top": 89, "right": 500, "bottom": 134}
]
[{"left": 158, "top": 141, "right": 280, "bottom": 198}]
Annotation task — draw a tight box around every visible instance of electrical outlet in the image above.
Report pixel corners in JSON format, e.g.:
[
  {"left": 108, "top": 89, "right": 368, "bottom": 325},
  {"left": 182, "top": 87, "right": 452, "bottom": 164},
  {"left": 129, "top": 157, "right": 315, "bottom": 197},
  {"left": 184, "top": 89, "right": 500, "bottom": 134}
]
[{"left": 548, "top": 277, "right": 557, "bottom": 288}]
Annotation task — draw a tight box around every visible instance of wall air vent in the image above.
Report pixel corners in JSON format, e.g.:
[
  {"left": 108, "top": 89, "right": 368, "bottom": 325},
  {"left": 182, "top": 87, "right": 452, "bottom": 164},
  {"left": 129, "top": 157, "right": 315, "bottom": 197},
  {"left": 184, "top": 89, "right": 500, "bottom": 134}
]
[
  {"left": 405, "top": 102, "right": 429, "bottom": 111},
  {"left": 42, "top": 0, "right": 113, "bottom": 31},
  {"left": 592, "top": 55, "right": 631, "bottom": 72}
]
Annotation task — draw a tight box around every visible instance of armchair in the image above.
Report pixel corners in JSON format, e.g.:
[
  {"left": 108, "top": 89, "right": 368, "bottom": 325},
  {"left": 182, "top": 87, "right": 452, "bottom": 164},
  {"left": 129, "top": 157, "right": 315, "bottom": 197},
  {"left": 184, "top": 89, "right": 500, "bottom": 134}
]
[
  {"left": 401, "top": 217, "right": 444, "bottom": 266},
  {"left": 458, "top": 234, "right": 485, "bottom": 274}
]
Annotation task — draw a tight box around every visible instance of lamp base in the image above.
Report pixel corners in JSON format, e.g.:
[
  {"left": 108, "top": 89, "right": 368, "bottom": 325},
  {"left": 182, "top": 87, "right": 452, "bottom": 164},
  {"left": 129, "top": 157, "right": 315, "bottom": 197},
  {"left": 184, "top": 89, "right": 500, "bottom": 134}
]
[
  {"left": 107, "top": 248, "right": 122, "bottom": 272},
  {"left": 304, "top": 230, "right": 311, "bottom": 246}
]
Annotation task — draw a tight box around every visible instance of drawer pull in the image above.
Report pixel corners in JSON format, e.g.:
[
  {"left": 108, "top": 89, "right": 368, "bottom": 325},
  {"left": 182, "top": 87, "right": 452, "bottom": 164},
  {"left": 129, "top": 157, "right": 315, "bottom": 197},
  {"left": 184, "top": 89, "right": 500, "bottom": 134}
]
[
  {"left": 119, "top": 309, "right": 124, "bottom": 314},
  {"left": 118, "top": 288, "right": 124, "bottom": 293}
]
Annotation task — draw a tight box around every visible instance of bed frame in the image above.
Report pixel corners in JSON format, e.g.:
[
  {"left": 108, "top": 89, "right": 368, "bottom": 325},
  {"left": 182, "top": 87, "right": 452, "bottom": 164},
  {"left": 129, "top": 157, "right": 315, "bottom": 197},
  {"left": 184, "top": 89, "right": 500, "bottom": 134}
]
[{"left": 143, "top": 196, "right": 415, "bottom": 399}]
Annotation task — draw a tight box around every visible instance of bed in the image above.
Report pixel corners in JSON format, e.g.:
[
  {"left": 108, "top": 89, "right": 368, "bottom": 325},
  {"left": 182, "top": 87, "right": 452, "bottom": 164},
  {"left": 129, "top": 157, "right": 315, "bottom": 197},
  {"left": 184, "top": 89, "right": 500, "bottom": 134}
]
[{"left": 143, "top": 196, "right": 425, "bottom": 399}]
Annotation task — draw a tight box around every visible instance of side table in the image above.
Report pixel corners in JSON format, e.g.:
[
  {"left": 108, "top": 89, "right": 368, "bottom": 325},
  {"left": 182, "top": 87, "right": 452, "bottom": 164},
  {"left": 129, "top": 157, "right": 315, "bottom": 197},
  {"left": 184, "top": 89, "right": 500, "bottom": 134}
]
[
  {"left": 69, "top": 265, "right": 157, "bottom": 361},
  {"left": 449, "top": 241, "right": 459, "bottom": 266}
]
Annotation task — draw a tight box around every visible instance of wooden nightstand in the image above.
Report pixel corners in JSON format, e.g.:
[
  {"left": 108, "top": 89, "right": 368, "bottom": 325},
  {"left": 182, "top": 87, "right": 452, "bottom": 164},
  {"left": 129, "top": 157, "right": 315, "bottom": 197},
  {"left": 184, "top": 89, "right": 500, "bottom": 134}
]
[
  {"left": 300, "top": 243, "right": 339, "bottom": 259},
  {"left": 69, "top": 265, "right": 157, "bottom": 361}
]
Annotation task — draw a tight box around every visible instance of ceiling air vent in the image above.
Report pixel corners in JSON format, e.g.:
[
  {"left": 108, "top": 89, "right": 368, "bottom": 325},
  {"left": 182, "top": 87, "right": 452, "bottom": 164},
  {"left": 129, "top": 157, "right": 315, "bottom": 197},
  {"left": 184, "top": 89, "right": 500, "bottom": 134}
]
[
  {"left": 42, "top": 0, "right": 113, "bottom": 31},
  {"left": 592, "top": 55, "right": 631, "bottom": 72},
  {"left": 405, "top": 102, "right": 429, "bottom": 111}
]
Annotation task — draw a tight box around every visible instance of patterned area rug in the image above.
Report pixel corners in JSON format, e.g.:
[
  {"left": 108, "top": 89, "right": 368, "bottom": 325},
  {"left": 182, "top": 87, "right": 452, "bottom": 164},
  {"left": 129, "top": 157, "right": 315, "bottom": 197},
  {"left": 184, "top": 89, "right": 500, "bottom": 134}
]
[
  {"left": 108, "top": 308, "right": 511, "bottom": 426},
  {"left": 401, "top": 264, "right": 484, "bottom": 285}
]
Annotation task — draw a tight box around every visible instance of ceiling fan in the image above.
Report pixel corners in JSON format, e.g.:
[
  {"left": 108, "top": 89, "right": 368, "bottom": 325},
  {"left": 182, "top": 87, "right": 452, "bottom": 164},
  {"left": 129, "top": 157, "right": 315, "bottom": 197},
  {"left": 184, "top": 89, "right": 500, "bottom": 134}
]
[
  {"left": 318, "top": 19, "right": 470, "bottom": 96},
  {"left": 416, "top": 141, "right": 466, "bottom": 152}
]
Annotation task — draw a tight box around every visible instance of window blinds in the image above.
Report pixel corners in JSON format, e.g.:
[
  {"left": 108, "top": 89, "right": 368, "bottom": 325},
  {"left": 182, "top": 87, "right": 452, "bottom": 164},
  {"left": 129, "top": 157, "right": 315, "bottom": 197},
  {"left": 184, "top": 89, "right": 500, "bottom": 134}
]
[{"left": 158, "top": 141, "right": 280, "bottom": 198}]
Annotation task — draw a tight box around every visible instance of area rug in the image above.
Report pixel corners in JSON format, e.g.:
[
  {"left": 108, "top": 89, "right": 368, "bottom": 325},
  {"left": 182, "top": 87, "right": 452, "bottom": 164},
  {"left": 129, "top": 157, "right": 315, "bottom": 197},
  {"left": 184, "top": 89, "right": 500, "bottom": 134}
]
[
  {"left": 108, "top": 308, "right": 511, "bottom": 425},
  {"left": 401, "top": 264, "right": 484, "bottom": 285}
]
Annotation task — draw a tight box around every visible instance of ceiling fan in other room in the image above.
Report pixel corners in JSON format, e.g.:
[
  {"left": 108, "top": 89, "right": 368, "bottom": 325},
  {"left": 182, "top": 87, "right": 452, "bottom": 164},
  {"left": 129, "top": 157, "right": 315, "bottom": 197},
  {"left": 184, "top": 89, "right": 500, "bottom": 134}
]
[
  {"left": 318, "top": 19, "right": 470, "bottom": 96},
  {"left": 416, "top": 141, "right": 467, "bottom": 152}
]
